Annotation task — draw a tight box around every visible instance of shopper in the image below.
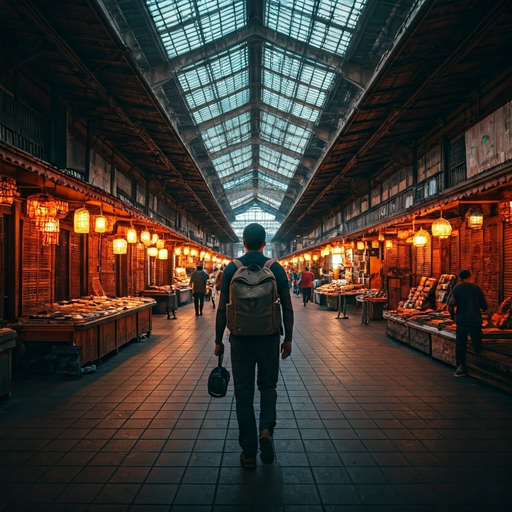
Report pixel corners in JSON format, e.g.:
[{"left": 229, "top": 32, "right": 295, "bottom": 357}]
[
  {"left": 300, "top": 266, "right": 315, "bottom": 306},
  {"left": 448, "top": 269, "right": 488, "bottom": 377},
  {"left": 214, "top": 223, "right": 294, "bottom": 469},
  {"left": 189, "top": 265, "right": 208, "bottom": 316}
]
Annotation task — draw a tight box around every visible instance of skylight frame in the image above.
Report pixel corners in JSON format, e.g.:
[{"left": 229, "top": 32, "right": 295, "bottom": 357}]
[
  {"left": 259, "top": 145, "right": 300, "bottom": 178},
  {"left": 202, "top": 112, "right": 252, "bottom": 154},
  {"left": 213, "top": 147, "right": 253, "bottom": 179}
]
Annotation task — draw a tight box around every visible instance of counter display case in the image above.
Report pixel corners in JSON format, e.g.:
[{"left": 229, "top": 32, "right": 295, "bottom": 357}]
[{"left": 17, "top": 297, "right": 155, "bottom": 365}]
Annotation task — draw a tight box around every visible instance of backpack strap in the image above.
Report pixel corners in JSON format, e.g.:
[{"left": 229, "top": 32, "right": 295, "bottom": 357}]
[
  {"left": 233, "top": 260, "right": 243, "bottom": 269},
  {"left": 264, "top": 258, "right": 276, "bottom": 269}
]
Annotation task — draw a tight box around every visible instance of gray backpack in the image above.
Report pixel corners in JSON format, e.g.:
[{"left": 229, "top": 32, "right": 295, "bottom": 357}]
[{"left": 226, "top": 259, "right": 282, "bottom": 336}]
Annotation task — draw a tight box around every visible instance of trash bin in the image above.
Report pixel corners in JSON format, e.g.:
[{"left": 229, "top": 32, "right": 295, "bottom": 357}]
[{"left": 52, "top": 345, "right": 82, "bottom": 378}]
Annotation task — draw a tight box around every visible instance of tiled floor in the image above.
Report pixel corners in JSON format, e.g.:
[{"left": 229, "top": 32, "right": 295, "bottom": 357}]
[{"left": 1, "top": 295, "right": 512, "bottom": 511}]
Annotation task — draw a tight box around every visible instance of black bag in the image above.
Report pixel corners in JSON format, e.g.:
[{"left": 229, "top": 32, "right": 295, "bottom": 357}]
[{"left": 207, "top": 353, "right": 230, "bottom": 398}]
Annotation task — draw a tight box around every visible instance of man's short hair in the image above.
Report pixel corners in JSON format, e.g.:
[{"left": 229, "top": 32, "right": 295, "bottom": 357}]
[
  {"left": 305, "top": 266, "right": 310, "bottom": 271},
  {"left": 243, "top": 223, "right": 266, "bottom": 250},
  {"left": 459, "top": 269, "right": 471, "bottom": 280},
  {"left": 196, "top": 265, "right": 203, "bottom": 271}
]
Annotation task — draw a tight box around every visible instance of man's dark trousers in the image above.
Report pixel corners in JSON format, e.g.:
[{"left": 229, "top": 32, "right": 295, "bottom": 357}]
[
  {"left": 230, "top": 333, "right": 280, "bottom": 457},
  {"left": 193, "top": 292, "right": 205, "bottom": 315},
  {"left": 456, "top": 324, "right": 482, "bottom": 367}
]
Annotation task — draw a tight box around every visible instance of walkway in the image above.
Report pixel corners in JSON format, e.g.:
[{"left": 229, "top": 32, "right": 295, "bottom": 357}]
[{"left": 1, "top": 296, "right": 512, "bottom": 511}]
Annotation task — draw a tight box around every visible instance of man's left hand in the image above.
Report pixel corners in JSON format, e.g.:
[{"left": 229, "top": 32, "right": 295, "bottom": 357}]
[{"left": 214, "top": 343, "right": 224, "bottom": 356}]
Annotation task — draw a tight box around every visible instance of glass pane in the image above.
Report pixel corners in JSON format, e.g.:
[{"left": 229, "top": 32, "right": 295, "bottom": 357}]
[
  {"left": 214, "top": 147, "right": 253, "bottom": 178},
  {"left": 202, "top": 113, "right": 251, "bottom": 154},
  {"left": 259, "top": 146, "right": 300, "bottom": 178},
  {"left": 258, "top": 171, "right": 288, "bottom": 191},
  {"left": 260, "top": 111, "right": 311, "bottom": 154},
  {"left": 146, "top": 0, "right": 247, "bottom": 58},
  {"left": 265, "top": 0, "right": 367, "bottom": 57}
]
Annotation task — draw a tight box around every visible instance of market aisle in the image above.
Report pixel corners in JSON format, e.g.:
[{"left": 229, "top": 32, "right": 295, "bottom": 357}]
[{"left": 1, "top": 297, "right": 512, "bottom": 511}]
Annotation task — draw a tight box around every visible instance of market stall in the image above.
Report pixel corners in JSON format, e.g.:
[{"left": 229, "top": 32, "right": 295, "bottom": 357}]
[
  {"left": 141, "top": 286, "right": 177, "bottom": 319},
  {"left": 17, "top": 297, "right": 155, "bottom": 365}
]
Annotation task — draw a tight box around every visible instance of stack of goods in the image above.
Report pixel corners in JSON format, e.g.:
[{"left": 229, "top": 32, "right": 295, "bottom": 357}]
[
  {"left": 26, "top": 296, "right": 155, "bottom": 325},
  {"left": 491, "top": 297, "right": 512, "bottom": 329},
  {"left": 315, "top": 282, "right": 365, "bottom": 296},
  {"left": 434, "top": 274, "right": 456, "bottom": 310},
  {"left": 399, "top": 277, "right": 437, "bottom": 311}
]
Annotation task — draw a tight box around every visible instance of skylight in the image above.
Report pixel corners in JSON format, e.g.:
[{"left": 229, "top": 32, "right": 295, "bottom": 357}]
[
  {"left": 213, "top": 147, "right": 253, "bottom": 178},
  {"left": 201, "top": 112, "right": 251, "bottom": 154},
  {"left": 259, "top": 146, "right": 300, "bottom": 178},
  {"left": 265, "top": 0, "right": 368, "bottom": 57},
  {"left": 232, "top": 206, "right": 281, "bottom": 238},
  {"left": 146, "top": 0, "right": 246, "bottom": 58}
]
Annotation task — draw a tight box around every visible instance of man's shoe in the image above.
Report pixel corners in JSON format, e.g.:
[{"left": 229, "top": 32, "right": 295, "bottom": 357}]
[
  {"left": 259, "top": 429, "right": 275, "bottom": 464},
  {"left": 453, "top": 365, "right": 466, "bottom": 377},
  {"left": 240, "top": 452, "right": 256, "bottom": 470}
]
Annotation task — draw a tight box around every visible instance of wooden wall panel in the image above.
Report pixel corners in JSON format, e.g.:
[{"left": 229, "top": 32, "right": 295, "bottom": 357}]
[
  {"left": 69, "top": 232, "right": 81, "bottom": 299},
  {"left": 54, "top": 229, "right": 69, "bottom": 302},
  {"left": 88, "top": 233, "right": 115, "bottom": 296},
  {"left": 127, "top": 243, "right": 146, "bottom": 296},
  {"left": 0, "top": 216, "right": 4, "bottom": 320},
  {"left": 432, "top": 236, "right": 441, "bottom": 277},
  {"left": 482, "top": 217, "right": 500, "bottom": 313},
  {"left": 459, "top": 225, "right": 472, "bottom": 271},
  {"left": 450, "top": 231, "right": 459, "bottom": 275},
  {"left": 504, "top": 223, "right": 512, "bottom": 300},
  {"left": 22, "top": 219, "right": 52, "bottom": 315}
]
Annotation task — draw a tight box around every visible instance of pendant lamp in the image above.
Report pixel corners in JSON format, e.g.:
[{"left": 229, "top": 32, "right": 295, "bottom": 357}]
[
  {"left": 156, "top": 239, "right": 165, "bottom": 249},
  {"left": 413, "top": 228, "right": 430, "bottom": 247},
  {"left": 41, "top": 218, "right": 60, "bottom": 233},
  {"left": 466, "top": 207, "right": 483, "bottom": 229},
  {"left": 113, "top": 238, "right": 127, "bottom": 255},
  {"left": 304, "top": 253, "right": 311, "bottom": 261},
  {"left": 94, "top": 215, "right": 107, "bottom": 233},
  {"left": 158, "top": 248, "right": 168, "bottom": 260},
  {"left": 74, "top": 207, "right": 90, "bottom": 233},
  {"left": 312, "top": 254, "right": 319, "bottom": 261},
  {"left": 378, "top": 232, "right": 385, "bottom": 242},
  {"left": 147, "top": 246, "right": 158, "bottom": 257},
  {"left": 431, "top": 210, "right": 452, "bottom": 239},
  {"left": 42, "top": 231, "right": 59, "bottom": 246},
  {"left": 0, "top": 176, "right": 18, "bottom": 205},
  {"left": 174, "top": 246, "right": 182, "bottom": 256},
  {"left": 55, "top": 200, "right": 68, "bottom": 219},
  {"left": 140, "top": 229, "right": 151, "bottom": 245},
  {"left": 191, "top": 248, "right": 198, "bottom": 257},
  {"left": 357, "top": 241, "right": 365, "bottom": 251},
  {"left": 385, "top": 240, "right": 393, "bottom": 250},
  {"left": 151, "top": 233, "right": 159, "bottom": 245},
  {"left": 501, "top": 201, "right": 512, "bottom": 223},
  {"left": 183, "top": 246, "right": 190, "bottom": 256},
  {"left": 126, "top": 227, "right": 138, "bottom": 244}
]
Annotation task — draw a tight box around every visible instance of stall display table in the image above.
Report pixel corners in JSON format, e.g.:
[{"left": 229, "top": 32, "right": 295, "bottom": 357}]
[
  {"left": 17, "top": 302, "right": 154, "bottom": 365},
  {"left": 0, "top": 328, "right": 16, "bottom": 397},
  {"left": 335, "top": 290, "right": 362, "bottom": 319},
  {"left": 141, "top": 290, "right": 177, "bottom": 319},
  {"left": 176, "top": 287, "right": 192, "bottom": 306},
  {"left": 362, "top": 297, "right": 388, "bottom": 325}
]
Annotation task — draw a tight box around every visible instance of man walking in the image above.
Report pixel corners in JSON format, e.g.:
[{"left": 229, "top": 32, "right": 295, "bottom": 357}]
[
  {"left": 189, "top": 265, "right": 208, "bottom": 316},
  {"left": 214, "top": 223, "right": 294, "bottom": 469},
  {"left": 448, "top": 269, "right": 488, "bottom": 377},
  {"left": 300, "top": 266, "right": 315, "bottom": 306}
]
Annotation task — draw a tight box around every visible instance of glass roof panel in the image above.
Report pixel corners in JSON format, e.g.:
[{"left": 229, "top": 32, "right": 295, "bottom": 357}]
[
  {"left": 223, "top": 174, "right": 253, "bottom": 190},
  {"left": 258, "top": 171, "right": 288, "bottom": 191},
  {"left": 232, "top": 206, "right": 281, "bottom": 238},
  {"left": 231, "top": 193, "right": 254, "bottom": 209},
  {"left": 261, "top": 90, "right": 320, "bottom": 123},
  {"left": 257, "top": 192, "right": 282, "bottom": 210},
  {"left": 146, "top": 0, "right": 246, "bottom": 58},
  {"left": 202, "top": 112, "right": 251, "bottom": 154},
  {"left": 259, "top": 146, "right": 300, "bottom": 178},
  {"left": 213, "top": 147, "right": 253, "bottom": 178},
  {"left": 260, "top": 111, "right": 311, "bottom": 154},
  {"left": 265, "top": 0, "right": 368, "bottom": 57},
  {"left": 177, "top": 45, "right": 249, "bottom": 124}
]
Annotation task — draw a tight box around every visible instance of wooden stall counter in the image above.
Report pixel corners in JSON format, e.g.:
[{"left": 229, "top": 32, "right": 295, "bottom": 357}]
[
  {"left": 17, "top": 301, "right": 154, "bottom": 366},
  {"left": 176, "top": 287, "right": 192, "bottom": 306},
  {"left": 141, "top": 288, "right": 177, "bottom": 319}
]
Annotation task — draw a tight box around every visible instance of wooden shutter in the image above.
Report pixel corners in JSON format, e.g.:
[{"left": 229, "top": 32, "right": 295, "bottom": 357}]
[
  {"left": 432, "top": 236, "right": 441, "bottom": 277},
  {"left": 54, "top": 229, "right": 70, "bottom": 302},
  {"left": 483, "top": 217, "right": 499, "bottom": 313},
  {"left": 69, "top": 232, "right": 81, "bottom": 298},
  {"left": 0, "top": 216, "right": 4, "bottom": 320},
  {"left": 413, "top": 238, "right": 432, "bottom": 283},
  {"left": 127, "top": 242, "right": 146, "bottom": 296},
  {"left": 22, "top": 218, "right": 52, "bottom": 314},
  {"left": 88, "top": 233, "right": 116, "bottom": 296},
  {"left": 504, "top": 223, "right": 512, "bottom": 300},
  {"left": 459, "top": 224, "right": 472, "bottom": 270},
  {"left": 450, "top": 230, "right": 459, "bottom": 275}
]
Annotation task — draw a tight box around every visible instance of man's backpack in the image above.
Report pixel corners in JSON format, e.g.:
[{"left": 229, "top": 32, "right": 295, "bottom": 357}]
[
  {"left": 207, "top": 353, "right": 230, "bottom": 398},
  {"left": 226, "top": 259, "right": 282, "bottom": 336}
]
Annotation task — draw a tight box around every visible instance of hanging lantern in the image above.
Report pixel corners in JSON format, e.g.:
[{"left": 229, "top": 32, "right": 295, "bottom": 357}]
[
  {"left": 501, "top": 201, "right": 512, "bottom": 223},
  {"left": 333, "top": 245, "right": 342, "bottom": 254},
  {"left": 147, "top": 246, "right": 158, "bottom": 257},
  {"left": 113, "top": 238, "right": 127, "bottom": 255},
  {"left": 385, "top": 240, "right": 393, "bottom": 250},
  {"left": 397, "top": 229, "right": 410, "bottom": 240},
  {"left": 413, "top": 228, "right": 430, "bottom": 247},
  {"left": 378, "top": 232, "right": 385, "bottom": 242},
  {"left": 151, "top": 233, "right": 159, "bottom": 245},
  {"left": 156, "top": 239, "right": 165, "bottom": 249},
  {"left": 140, "top": 229, "right": 151, "bottom": 245},
  {"left": 27, "top": 192, "right": 57, "bottom": 230},
  {"left": 41, "top": 218, "right": 60, "bottom": 233},
  {"left": 158, "top": 248, "right": 168, "bottom": 260},
  {"left": 406, "top": 236, "right": 414, "bottom": 244},
  {"left": 200, "top": 250, "right": 205, "bottom": 260},
  {"left": 357, "top": 241, "right": 365, "bottom": 251},
  {"left": 312, "top": 254, "right": 319, "bottom": 261},
  {"left": 204, "top": 252, "right": 211, "bottom": 261},
  {"left": 126, "top": 227, "right": 138, "bottom": 244},
  {"left": 42, "top": 231, "right": 59, "bottom": 246},
  {"left": 55, "top": 199, "right": 68, "bottom": 219},
  {"left": 94, "top": 215, "right": 107, "bottom": 233},
  {"left": 283, "top": 260, "right": 289, "bottom": 266},
  {"left": 371, "top": 241, "right": 379, "bottom": 249},
  {"left": 174, "top": 246, "right": 182, "bottom": 256},
  {"left": 431, "top": 212, "right": 452, "bottom": 239},
  {"left": 292, "top": 257, "right": 298, "bottom": 264},
  {"left": 74, "top": 207, "right": 90, "bottom": 233},
  {"left": 304, "top": 253, "right": 311, "bottom": 261},
  {"left": 0, "top": 176, "right": 19, "bottom": 205},
  {"left": 466, "top": 207, "right": 483, "bottom": 229},
  {"left": 190, "top": 248, "right": 198, "bottom": 257},
  {"left": 183, "top": 246, "right": 190, "bottom": 256}
]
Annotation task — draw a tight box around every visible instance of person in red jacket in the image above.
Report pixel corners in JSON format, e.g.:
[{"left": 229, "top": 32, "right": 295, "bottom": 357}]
[{"left": 300, "top": 266, "right": 315, "bottom": 306}]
